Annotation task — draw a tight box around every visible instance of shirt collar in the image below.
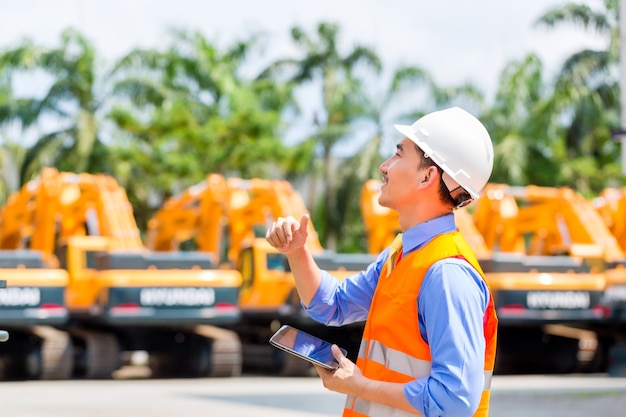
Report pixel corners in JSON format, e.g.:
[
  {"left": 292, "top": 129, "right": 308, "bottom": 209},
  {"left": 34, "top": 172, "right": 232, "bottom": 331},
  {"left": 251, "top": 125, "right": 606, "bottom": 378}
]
[{"left": 401, "top": 213, "right": 457, "bottom": 254}]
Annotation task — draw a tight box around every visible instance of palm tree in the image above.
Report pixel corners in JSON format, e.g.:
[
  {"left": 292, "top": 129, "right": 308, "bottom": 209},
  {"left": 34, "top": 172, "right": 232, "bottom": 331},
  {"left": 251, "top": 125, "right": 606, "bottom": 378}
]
[
  {"left": 332, "top": 64, "right": 486, "bottom": 252},
  {"left": 260, "top": 22, "right": 382, "bottom": 249},
  {"left": 10, "top": 29, "right": 115, "bottom": 182},
  {"left": 109, "top": 29, "right": 292, "bottom": 226},
  {"left": 479, "top": 53, "right": 563, "bottom": 186},
  {"left": 0, "top": 43, "right": 44, "bottom": 201},
  {"left": 535, "top": 0, "right": 622, "bottom": 194},
  {"left": 332, "top": 66, "right": 430, "bottom": 251}
]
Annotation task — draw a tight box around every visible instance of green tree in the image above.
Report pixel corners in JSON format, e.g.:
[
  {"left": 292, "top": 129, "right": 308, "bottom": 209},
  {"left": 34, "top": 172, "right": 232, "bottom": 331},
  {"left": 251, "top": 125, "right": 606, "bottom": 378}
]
[
  {"left": 333, "top": 66, "right": 432, "bottom": 251},
  {"left": 0, "top": 42, "right": 47, "bottom": 199},
  {"left": 260, "top": 22, "right": 382, "bottom": 249},
  {"left": 535, "top": 0, "right": 622, "bottom": 194},
  {"left": 5, "top": 29, "right": 116, "bottom": 183},
  {"left": 109, "top": 29, "right": 292, "bottom": 226},
  {"left": 480, "top": 53, "right": 563, "bottom": 186},
  {"left": 333, "top": 65, "right": 486, "bottom": 252}
]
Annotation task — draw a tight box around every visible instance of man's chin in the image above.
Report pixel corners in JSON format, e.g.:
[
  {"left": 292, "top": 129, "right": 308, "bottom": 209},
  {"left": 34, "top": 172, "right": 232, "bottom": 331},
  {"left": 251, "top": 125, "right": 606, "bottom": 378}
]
[{"left": 377, "top": 197, "right": 391, "bottom": 209}]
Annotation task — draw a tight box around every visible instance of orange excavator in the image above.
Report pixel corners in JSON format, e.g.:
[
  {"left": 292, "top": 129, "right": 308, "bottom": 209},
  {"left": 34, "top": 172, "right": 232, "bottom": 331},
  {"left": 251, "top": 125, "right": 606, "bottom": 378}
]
[
  {"left": 593, "top": 187, "right": 626, "bottom": 253},
  {"left": 360, "top": 180, "right": 609, "bottom": 373},
  {"left": 591, "top": 188, "right": 626, "bottom": 353},
  {"left": 147, "top": 174, "right": 374, "bottom": 374},
  {"left": 0, "top": 168, "right": 72, "bottom": 379},
  {"left": 472, "top": 183, "right": 625, "bottom": 373},
  {"left": 0, "top": 168, "right": 243, "bottom": 380}
]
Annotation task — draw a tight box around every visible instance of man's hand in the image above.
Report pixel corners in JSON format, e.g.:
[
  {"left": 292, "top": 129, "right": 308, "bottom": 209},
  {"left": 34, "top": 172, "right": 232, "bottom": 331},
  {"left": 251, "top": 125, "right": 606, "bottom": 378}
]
[
  {"left": 315, "top": 345, "right": 366, "bottom": 397},
  {"left": 317, "top": 345, "right": 418, "bottom": 415},
  {"left": 266, "top": 214, "right": 310, "bottom": 254}
]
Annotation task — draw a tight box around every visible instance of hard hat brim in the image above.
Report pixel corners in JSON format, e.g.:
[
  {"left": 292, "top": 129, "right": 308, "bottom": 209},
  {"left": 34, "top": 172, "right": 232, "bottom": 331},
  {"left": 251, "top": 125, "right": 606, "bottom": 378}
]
[
  {"left": 394, "top": 123, "right": 436, "bottom": 168},
  {"left": 394, "top": 124, "right": 419, "bottom": 146}
]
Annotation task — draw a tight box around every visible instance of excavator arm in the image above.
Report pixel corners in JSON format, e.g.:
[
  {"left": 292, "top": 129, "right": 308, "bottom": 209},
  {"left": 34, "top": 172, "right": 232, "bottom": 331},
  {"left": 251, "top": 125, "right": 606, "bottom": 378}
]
[
  {"left": 147, "top": 174, "right": 324, "bottom": 266},
  {"left": 146, "top": 173, "right": 229, "bottom": 263},
  {"left": 476, "top": 184, "right": 623, "bottom": 260}
]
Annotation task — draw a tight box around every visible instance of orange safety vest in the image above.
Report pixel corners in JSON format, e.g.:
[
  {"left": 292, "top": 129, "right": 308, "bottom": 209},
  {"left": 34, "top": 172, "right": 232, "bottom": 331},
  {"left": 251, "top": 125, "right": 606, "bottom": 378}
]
[{"left": 343, "top": 231, "right": 498, "bottom": 417}]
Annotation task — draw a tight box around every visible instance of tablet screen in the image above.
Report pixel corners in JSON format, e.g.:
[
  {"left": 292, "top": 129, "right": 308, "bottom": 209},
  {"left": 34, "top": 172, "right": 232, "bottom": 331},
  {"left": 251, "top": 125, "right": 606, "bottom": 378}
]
[{"left": 270, "top": 325, "right": 346, "bottom": 370}]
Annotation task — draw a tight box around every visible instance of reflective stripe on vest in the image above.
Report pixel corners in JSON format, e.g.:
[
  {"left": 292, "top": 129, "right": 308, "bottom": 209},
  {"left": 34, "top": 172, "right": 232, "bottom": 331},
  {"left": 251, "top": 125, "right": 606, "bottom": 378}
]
[
  {"left": 343, "top": 231, "right": 498, "bottom": 417},
  {"left": 347, "top": 396, "right": 420, "bottom": 417},
  {"left": 356, "top": 338, "right": 494, "bottom": 390}
]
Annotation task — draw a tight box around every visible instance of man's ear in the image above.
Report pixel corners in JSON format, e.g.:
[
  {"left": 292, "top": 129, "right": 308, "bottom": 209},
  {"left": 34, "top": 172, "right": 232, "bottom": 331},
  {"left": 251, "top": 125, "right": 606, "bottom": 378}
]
[{"left": 420, "top": 166, "right": 438, "bottom": 185}]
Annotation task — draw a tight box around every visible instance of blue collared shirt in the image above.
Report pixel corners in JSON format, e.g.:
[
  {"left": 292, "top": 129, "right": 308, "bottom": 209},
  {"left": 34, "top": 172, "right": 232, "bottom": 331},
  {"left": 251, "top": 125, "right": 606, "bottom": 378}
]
[{"left": 304, "top": 213, "right": 490, "bottom": 416}]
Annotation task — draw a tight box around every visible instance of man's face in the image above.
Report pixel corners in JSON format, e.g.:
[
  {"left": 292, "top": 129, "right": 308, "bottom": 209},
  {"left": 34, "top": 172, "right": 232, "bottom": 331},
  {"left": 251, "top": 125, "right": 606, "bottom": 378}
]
[{"left": 378, "top": 138, "right": 425, "bottom": 211}]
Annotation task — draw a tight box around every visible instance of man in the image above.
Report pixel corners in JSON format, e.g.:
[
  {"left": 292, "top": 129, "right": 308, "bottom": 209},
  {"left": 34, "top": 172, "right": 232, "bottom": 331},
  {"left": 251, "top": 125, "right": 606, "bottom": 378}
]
[{"left": 266, "top": 107, "right": 498, "bottom": 417}]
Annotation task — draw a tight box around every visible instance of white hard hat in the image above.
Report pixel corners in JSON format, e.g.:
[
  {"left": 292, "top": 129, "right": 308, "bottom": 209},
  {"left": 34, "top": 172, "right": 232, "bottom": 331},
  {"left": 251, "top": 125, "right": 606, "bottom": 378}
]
[{"left": 394, "top": 107, "right": 494, "bottom": 201}]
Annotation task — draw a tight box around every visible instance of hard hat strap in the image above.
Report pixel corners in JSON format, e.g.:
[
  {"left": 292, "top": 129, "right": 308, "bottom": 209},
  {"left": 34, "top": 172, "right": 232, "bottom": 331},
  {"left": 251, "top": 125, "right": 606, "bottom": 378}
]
[{"left": 443, "top": 172, "right": 472, "bottom": 208}]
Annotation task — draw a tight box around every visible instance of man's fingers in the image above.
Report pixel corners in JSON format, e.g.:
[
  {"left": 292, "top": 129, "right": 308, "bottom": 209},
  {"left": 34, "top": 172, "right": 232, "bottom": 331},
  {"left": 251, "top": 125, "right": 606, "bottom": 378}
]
[
  {"left": 276, "top": 217, "right": 293, "bottom": 245},
  {"left": 314, "top": 364, "right": 331, "bottom": 376},
  {"left": 265, "top": 216, "right": 300, "bottom": 249},
  {"left": 265, "top": 222, "right": 285, "bottom": 247}
]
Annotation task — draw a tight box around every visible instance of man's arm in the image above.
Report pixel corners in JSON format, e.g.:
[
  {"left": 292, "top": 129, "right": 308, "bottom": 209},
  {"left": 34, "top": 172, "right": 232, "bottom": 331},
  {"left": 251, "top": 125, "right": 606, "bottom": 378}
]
[
  {"left": 283, "top": 245, "right": 322, "bottom": 306},
  {"left": 265, "top": 214, "right": 321, "bottom": 306}
]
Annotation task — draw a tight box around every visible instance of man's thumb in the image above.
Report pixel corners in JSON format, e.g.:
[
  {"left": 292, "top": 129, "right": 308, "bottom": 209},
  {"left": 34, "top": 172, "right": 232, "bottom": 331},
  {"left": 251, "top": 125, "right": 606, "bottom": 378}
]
[
  {"left": 331, "top": 344, "right": 346, "bottom": 364},
  {"left": 299, "top": 214, "right": 310, "bottom": 231}
]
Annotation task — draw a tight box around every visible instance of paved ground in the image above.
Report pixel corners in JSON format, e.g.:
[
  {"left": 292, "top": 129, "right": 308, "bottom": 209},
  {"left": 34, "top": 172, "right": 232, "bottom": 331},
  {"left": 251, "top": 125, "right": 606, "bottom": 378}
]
[
  {"left": 1, "top": 374, "right": 625, "bottom": 416},
  {"left": 490, "top": 374, "right": 626, "bottom": 417}
]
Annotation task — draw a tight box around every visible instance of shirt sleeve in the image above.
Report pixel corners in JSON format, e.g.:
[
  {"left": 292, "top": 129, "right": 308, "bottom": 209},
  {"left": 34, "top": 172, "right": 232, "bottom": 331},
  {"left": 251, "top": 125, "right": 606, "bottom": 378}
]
[
  {"left": 303, "top": 253, "right": 385, "bottom": 326},
  {"left": 404, "top": 259, "right": 490, "bottom": 417}
]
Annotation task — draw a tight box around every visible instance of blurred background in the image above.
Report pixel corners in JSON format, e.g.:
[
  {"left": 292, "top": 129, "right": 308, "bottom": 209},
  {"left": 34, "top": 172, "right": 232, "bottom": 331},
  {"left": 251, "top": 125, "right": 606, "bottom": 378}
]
[
  {"left": 0, "top": 0, "right": 614, "bottom": 242},
  {"left": 0, "top": 3, "right": 626, "bottom": 414}
]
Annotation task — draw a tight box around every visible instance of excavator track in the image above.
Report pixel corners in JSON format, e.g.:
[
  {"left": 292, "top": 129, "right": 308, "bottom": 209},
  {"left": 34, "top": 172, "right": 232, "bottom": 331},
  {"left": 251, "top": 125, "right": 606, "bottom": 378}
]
[
  {"left": 31, "top": 326, "right": 74, "bottom": 380},
  {"left": 147, "top": 326, "right": 242, "bottom": 378},
  {"left": 194, "top": 325, "right": 242, "bottom": 377},
  {"left": 71, "top": 328, "right": 121, "bottom": 379}
]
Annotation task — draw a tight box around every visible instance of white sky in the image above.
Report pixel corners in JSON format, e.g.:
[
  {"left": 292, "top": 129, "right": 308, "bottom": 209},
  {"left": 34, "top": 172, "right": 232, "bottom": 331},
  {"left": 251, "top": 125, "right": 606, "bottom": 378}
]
[
  {"left": 0, "top": 0, "right": 606, "bottom": 97},
  {"left": 0, "top": 0, "right": 608, "bottom": 154}
]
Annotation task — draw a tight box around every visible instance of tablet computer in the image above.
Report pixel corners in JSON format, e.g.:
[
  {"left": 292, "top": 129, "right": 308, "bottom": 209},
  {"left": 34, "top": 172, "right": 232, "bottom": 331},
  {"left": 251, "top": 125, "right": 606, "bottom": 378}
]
[{"left": 269, "top": 324, "right": 347, "bottom": 370}]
